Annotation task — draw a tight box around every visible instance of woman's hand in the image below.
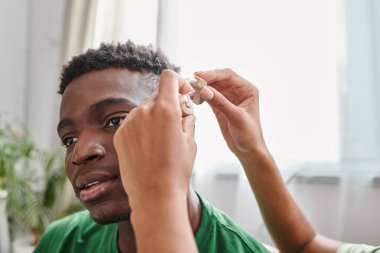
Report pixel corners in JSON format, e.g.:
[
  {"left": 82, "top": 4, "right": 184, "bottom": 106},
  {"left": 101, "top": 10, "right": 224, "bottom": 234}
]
[{"left": 195, "top": 68, "right": 268, "bottom": 162}]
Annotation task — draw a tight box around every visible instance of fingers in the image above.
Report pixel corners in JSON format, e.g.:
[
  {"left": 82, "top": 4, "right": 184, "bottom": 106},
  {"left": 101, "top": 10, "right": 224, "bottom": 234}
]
[
  {"left": 195, "top": 68, "right": 248, "bottom": 88},
  {"left": 199, "top": 86, "right": 241, "bottom": 122},
  {"left": 157, "top": 69, "right": 192, "bottom": 104}
]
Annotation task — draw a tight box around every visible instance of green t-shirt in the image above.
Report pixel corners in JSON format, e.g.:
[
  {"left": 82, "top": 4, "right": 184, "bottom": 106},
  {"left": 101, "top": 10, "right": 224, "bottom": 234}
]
[
  {"left": 337, "top": 244, "right": 380, "bottom": 253},
  {"left": 34, "top": 195, "right": 269, "bottom": 253}
]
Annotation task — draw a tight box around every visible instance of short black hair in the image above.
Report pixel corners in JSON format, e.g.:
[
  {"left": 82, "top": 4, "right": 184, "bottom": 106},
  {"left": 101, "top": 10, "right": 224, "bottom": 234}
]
[{"left": 59, "top": 40, "right": 180, "bottom": 95}]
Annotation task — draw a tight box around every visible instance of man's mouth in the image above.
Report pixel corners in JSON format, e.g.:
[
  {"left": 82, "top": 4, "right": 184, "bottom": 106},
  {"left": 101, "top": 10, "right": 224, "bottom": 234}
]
[{"left": 78, "top": 177, "right": 118, "bottom": 203}]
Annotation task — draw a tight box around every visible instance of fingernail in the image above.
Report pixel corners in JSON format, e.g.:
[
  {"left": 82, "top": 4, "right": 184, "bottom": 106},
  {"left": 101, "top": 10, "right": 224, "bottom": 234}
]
[
  {"left": 199, "top": 86, "right": 214, "bottom": 101},
  {"left": 193, "top": 77, "right": 207, "bottom": 91}
]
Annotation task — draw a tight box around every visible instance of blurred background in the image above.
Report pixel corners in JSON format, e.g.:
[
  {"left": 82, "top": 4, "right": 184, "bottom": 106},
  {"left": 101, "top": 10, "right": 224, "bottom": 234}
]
[{"left": 0, "top": 0, "right": 379, "bottom": 252}]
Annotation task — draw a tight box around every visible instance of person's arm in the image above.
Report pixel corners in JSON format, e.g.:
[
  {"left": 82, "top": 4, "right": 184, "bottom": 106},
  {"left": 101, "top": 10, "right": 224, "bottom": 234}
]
[
  {"left": 114, "top": 69, "right": 198, "bottom": 253},
  {"left": 195, "top": 68, "right": 343, "bottom": 253}
]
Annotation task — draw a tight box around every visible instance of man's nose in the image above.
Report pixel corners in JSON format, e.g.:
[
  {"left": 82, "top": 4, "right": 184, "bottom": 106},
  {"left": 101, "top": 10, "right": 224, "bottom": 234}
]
[{"left": 70, "top": 134, "right": 106, "bottom": 166}]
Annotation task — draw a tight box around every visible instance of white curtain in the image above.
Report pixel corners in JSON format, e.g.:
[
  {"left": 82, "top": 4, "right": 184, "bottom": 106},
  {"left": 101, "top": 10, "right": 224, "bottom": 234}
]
[
  {"left": 50, "top": 0, "right": 99, "bottom": 150},
  {"left": 92, "top": 0, "right": 159, "bottom": 48},
  {"left": 61, "top": 0, "right": 98, "bottom": 63}
]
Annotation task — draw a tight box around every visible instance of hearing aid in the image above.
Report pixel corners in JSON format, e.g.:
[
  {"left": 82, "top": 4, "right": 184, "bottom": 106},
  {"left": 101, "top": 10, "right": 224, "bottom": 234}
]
[
  {"left": 179, "top": 76, "right": 208, "bottom": 116},
  {"left": 186, "top": 76, "right": 207, "bottom": 105}
]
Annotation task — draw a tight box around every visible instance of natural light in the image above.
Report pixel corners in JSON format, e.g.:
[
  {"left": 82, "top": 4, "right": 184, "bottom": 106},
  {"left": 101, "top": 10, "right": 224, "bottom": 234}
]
[{"left": 93, "top": 0, "right": 345, "bottom": 174}]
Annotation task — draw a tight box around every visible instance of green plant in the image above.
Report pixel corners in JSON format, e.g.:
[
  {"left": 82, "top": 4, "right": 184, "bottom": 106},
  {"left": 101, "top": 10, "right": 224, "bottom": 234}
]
[{"left": 0, "top": 121, "right": 82, "bottom": 245}]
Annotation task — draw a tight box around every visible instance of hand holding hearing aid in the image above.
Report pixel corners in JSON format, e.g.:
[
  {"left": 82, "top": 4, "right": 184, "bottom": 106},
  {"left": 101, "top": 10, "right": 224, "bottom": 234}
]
[
  {"left": 194, "top": 69, "right": 269, "bottom": 163},
  {"left": 114, "top": 69, "right": 197, "bottom": 207}
]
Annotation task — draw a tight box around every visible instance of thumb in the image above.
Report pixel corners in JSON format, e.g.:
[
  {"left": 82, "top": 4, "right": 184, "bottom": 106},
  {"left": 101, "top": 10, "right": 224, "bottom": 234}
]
[{"left": 199, "top": 86, "right": 240, "bottom": 121}]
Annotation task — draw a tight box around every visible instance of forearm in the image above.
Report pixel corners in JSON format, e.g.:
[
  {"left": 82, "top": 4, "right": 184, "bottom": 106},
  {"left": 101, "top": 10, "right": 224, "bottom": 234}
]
[
  {"left": 130, "top": 190, "right": 198, "bottom": 253},
  {"left": 238, "top": 150, "right": 341, "bottom": 253}
]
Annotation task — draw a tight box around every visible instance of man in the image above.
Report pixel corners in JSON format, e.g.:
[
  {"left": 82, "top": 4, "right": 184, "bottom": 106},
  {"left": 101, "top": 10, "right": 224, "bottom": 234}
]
[{"left": 33, "top": 41, "right": 269, "bottom": 253}]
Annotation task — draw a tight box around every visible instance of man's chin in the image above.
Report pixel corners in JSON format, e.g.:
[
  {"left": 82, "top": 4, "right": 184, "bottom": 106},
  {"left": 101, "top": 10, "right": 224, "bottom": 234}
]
[
  {"left": 88, "top": 206, "right": 131, "bottom": 225},
  {"left": 90, "top": 210, "right": 130, "bottom": 224}
]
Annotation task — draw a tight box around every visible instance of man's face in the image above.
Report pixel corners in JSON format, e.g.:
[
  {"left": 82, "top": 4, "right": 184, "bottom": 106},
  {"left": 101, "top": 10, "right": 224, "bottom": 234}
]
[{"left": 58, "top": 68, "right": 153, "bottom": 224}]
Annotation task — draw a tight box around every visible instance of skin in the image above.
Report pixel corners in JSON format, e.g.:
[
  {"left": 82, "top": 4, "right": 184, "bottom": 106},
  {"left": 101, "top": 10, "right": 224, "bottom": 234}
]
[
  {"left": 57, "top": 68, "right": 201, "bottom": 253},
  {"left": 194, "top": 68, "right": 344, "bottom": 253}
]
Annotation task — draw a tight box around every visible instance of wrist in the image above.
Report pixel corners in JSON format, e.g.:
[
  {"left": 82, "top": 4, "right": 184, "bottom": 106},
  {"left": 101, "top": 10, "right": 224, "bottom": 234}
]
[
  {"left": 129, "top": 186, "right": 188, "bottom": 215},
  {"left": 236, "top": 143, "right": 271, "bottom": 164},
  {"left": 237, "top": 145, "right": 279, "bottom": 181},
  {"left": 130, "top": 190, "right": 189, "bottom": 230}
]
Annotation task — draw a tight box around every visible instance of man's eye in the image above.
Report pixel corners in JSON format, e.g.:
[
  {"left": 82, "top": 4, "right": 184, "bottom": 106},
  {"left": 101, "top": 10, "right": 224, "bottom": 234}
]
[
  {"left": 62, "top": 137, "right": 78, "bottom": 148},
  {"left": 106, "top": 117, "right": 124, "bottom": 127}
]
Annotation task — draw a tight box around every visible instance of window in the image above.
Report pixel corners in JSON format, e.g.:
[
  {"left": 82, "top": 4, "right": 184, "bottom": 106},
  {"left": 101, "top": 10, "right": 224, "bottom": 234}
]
[{"left": 93, "top": 0, "right": 345, "bottom": 172}]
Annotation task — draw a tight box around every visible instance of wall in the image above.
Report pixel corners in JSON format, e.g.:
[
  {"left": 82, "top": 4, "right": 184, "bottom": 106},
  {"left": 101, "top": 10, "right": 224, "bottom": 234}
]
[
  {"left": 0, "top": 0, "right": 66, "bottom": 150},
  {"left": 0, "top": 1, "right": 66, "bottom": 252},
  {"left": 0, "top": 1, "right": 29, "bottom": 123},
  {"left": 25, "top": 0, "right": 66, "bottom": 150}
]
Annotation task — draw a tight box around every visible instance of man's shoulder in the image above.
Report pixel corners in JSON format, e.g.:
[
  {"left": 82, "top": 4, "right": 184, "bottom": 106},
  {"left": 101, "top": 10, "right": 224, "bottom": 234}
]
[{"left": 196, "top": 194, "right": 269, "bottom": 253}]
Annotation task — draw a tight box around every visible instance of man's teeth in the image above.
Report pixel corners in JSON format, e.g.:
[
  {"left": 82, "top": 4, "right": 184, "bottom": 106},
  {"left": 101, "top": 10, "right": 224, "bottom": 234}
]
[{"left": 84, "top": 181, "right": 101, "bottom": 189}]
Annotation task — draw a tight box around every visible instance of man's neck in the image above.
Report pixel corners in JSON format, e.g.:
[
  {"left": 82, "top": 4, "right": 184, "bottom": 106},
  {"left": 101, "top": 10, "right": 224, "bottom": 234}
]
[{"left": 117, "top": 188, "right": 202, "bottom": 253}]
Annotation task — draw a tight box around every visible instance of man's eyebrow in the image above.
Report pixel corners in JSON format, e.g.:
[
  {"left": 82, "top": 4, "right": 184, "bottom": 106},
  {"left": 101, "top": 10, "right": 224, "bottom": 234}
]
[
  {"left": 88, "top": 97, "right": 136, "bottom": 114},
  {"left": 57, "top": 119, "right": 74, "bottom": 134},
  {"left": 57, "top": 98, "right": 135, "bottom": 134}
]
